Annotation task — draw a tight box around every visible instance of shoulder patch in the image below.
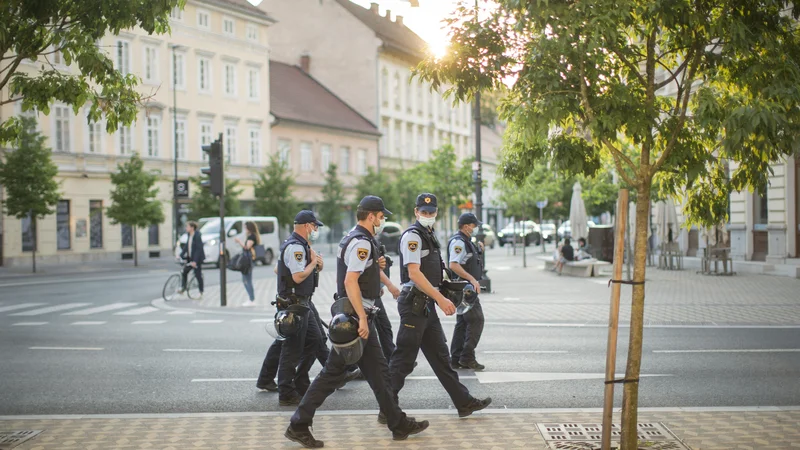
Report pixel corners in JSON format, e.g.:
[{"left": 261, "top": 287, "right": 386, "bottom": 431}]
[
  {"left": 357, "top": 248, "right": 369, "bottom": 261},
  {"left": 454, "top": 246, "right": 463, "bottom": 254},
  {"left": 294, "top": 251, "right": 303, "bottom": 262},
  {"left": 408, "top": 241, "right": 419, "bottom": 252}
]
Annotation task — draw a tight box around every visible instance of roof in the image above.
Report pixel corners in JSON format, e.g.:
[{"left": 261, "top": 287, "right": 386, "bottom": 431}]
[
  {"left": 199, "top": 0, "right": 273, "bottom": 21},
  {"left": 269, "top": 61, "right": 381, "bottom": 136},
  {"left": 334, "top": 0, "right": 429, "bottom": 61}
]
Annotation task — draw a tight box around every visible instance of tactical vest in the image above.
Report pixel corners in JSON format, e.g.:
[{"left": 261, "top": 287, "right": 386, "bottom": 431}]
[
  {"left": 399, "top": 222, "right": 444, "bottom": 287},
  {"left": 448, "top": 231, "right": 482, "bottom": 280},
  {"left": 277, "top": 232, "right": 316, "bottom": 297},
  {"left": 337, "top": 225, "right": 382, "bottom": 299}
]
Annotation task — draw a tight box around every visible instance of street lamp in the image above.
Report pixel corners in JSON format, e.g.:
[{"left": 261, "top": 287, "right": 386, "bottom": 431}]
[{"left": 170, "top": 44, "right": 184, "bottom": 252}]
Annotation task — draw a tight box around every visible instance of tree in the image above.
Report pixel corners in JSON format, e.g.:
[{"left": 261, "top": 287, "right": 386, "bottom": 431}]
[
  {"left": 187, "top": 177, "right": 242, "bottom": 221},
  {"left": 0, "top": 117, "right": 61, "bottom": 272},
  {"left": 106, "top": 153, "right": 164, "bottom": 267},
  {"left": 353, "top": 167, "right": 400, "bottom": 219},
  {"left": 318, "top": 164, "right": 345, "bottom": 248},
  {"left": 253, "top": 154, "right": 298, "bottom": 235},
  {"left": 418, "top": 1, "right": 800, "bottom": 446},
  {"left": 415, "top": 144, "right": 473, "bottom": 234},
  {"left": 0, "top": 0, "right": 181, "bottom": 144}
]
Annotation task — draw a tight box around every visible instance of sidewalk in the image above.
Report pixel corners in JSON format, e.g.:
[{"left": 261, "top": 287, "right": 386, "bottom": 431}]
[
  {"left": 2, "top": 408, "right": 799, "bottom": 449},
  {"left": 0, "top": 258, "right": 175, "bottom": 279}
]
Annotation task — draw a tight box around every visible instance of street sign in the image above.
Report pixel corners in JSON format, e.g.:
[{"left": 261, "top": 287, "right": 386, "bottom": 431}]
[
  {"left": 536, "top": 199, "right": 548, "bottom": 209},
  {"left": 175, "top": 179, "right": 190, "bottom": 198}
]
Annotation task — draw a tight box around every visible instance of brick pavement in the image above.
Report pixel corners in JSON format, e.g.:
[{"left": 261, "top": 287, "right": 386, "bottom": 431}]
[{"left": 2, "top": 408, "right": 799, "bottom": 449}]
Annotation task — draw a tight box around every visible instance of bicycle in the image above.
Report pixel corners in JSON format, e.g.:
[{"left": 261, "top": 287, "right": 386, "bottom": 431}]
[{"left": 163, "top": 260, "right": 201, "bottom": 301}]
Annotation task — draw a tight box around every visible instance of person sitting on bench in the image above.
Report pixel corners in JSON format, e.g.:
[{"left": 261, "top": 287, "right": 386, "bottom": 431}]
[
  {"left": 575, "top": 237, "right": 593, "bottom": 260},
  {"left": 553, "top": 238, "right": 575, "bottom": 275}
]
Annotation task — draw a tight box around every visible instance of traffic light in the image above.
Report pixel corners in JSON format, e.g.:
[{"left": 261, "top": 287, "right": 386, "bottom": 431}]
[{"left": 201, "top": 138, "right": 224, "bottom": 197}]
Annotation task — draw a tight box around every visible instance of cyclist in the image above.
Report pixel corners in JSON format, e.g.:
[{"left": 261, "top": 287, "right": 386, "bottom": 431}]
[{"left": 180, "top": 221, "right": 205, "bottom": 299}]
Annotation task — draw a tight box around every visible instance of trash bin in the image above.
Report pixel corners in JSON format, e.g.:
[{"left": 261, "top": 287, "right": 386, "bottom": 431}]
[{"left": 588, "top": 225, "right": 615, "bottom": 263}]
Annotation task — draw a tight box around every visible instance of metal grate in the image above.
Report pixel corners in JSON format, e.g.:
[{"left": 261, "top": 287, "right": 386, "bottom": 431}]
[
  {"left": 0, "top": 430, "right": 43, "bottom": 450},
  {"left": 537, "top": 423, "right": 689, "bottom": 450}
]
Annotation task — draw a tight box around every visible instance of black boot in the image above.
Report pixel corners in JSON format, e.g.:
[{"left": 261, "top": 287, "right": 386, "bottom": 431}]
[
  {"left": 285, "top": 425, "right": 324, "bottom": 448},
  {"left": 392, "top": 418, "right": 429, "bottom": 441},
  {"left": 457, "top": 397, "right": 492, "bottom": 418}
]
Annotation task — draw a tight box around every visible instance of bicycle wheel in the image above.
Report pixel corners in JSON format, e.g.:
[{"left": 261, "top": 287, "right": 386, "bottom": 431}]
[
  {"left": 186, "top": 274, "right": 201, "bottom": 300},
  {"left": 162, "top": 274, "right": 182, "bottom": 302}
]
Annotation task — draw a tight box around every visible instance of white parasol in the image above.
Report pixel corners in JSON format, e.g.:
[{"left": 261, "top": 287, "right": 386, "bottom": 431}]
[{"left": 569, "top": 182, "right": 589, "bottom": 241}]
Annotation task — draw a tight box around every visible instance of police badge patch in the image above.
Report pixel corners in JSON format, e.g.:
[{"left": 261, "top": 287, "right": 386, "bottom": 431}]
[
  {"left": 294, "top": 251, "right": 303, "bottom": 262},
  {"left": 408, "top": 241, "right": 419, "bottom": 252},
  {"left": 454, "top": 246, "right": 463, "bottom": 254},
  {"left": 357, "top": 248, "right": 369, "bottom": 261}
]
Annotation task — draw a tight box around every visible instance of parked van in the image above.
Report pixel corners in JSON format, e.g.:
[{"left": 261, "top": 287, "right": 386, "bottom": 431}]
[{"left": 175, "top": 216, "right": 280, "bottom": 267}]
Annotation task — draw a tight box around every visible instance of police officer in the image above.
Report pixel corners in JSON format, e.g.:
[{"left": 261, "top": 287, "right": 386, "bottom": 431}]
[
  {"left": 448, "top": 213, "right": 486, "bottom": 371},
  {"left": 256, "top": 210, "right": 326, "bottom": 406},
  {"left": 387, "top": 193, "right": 491, "bottom": 423},
  {"left": 285, "top": 196, "right": 428, "bottom": 448}
]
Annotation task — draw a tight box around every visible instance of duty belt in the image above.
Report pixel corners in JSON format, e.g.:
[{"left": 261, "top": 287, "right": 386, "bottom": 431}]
[
  {"left": 273, "top": 294, "right": 311, "bottom": 309},
  {"left": 402, "top": 286, "right": 433, "bottom": 302}
]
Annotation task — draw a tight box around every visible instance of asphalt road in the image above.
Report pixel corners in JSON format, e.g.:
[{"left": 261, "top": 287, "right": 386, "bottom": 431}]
[{"left": 1, "top": 264, "right": 798, "bottom": 415}]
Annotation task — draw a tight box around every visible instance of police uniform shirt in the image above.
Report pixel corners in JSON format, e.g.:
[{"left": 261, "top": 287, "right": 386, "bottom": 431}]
[
  {"left": 449, "top": 236, "right": 470, "bottom": 265},
  {"left": 342, "top": 238, "right": 377, "bottom": 308},
  {"left": 283, "top": 243, "right": 307, "bottom": 275},
  {"left": 400, "top": 230, "right": 429, "bottom": 287}
]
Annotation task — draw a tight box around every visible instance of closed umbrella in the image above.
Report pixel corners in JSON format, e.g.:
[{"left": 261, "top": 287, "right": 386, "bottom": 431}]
[
  {"left": 655, "top": 198, "right": 679, "bottom": 244},
  {"left": 569, "top": 182, "right": 588, "bottom": 241}
]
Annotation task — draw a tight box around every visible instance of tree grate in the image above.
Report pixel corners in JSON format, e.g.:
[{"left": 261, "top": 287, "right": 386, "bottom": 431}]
[
  {"left": 536, "top": 423, "right": 689, "bottom": 450},
  {"left": 0, "top": 430, "right": 43, "bottom": 450}
]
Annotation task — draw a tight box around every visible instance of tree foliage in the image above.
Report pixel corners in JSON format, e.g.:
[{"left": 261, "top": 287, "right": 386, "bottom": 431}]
[
  {"left": 187, "top": 177, "right": 242, "bottom": 221},
  {"left": 318, "top": 164, "right": 345, "bottom": 244},
  {"left": 253, "top": 154, "right": 298, "bottom": 234},
  {"left": 0, "top": 0, "right": 181, "bottom": 144},
  {"left": 106, "top": 153, "right": 164, "bottom": 266}
]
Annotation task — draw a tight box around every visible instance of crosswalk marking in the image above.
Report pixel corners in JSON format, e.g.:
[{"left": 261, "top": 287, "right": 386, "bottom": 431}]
[
  {"left": 30, "top": 346, "right": 103, "bottom": 351},
  {"left": 115, "top": 306, "right": 159, "bottom": 316},
  {"left": 167, "top": 311, "right": 194, "bottom": 315},
  {"left": 191, "top": 320, "right": 223, "bottom": 324},
  {"left": 10, "top": 303, "right": 90, "bottom": 316},
  {"left": 0, "top": 303, "right": 46, "bottom": 313},
  {"left": 71, "top": 321, "right": 106, "bottom": 325},
  {"left": 132, "top": 320, "right": 167, "bottom": 325},
  {"left": 64, "top": 302, "right": 138, "bottom": 315},
  {"left": 249, "top": 319, "right": 271, "bottom": 323},
  {"left": 12, "top": 322, "right": 48, "bottom": 326}
]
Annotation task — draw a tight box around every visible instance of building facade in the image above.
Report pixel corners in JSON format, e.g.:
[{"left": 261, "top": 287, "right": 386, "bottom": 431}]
[{"left": 0, "top": 0, "right": 275, "bottom": 266}]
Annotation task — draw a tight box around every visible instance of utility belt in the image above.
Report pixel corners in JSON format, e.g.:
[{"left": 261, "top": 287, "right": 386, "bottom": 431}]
[
  {"left": 401, "top": 286, "right": 433, "bottom": 317},
  {"left": 272, "top": 293, "right": 311, "bottom": 310}
]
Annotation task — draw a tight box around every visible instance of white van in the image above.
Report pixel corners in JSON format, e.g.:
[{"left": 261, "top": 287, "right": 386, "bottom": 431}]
[{"left": 175, "top": 216, "right": 280, "bottom": 267}]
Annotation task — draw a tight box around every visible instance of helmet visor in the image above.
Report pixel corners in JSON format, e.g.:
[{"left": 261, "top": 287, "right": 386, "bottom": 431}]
[{"left": 332, "top": 337, "right": 366, "bottom": 365}]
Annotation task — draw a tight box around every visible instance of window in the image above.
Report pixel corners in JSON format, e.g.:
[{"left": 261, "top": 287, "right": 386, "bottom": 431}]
[
  {"left": 754, "top": 187, "right": 769, "bottom": 228},
  {"left": 340, "top": 147, "right": 350, "bottom": 174},
  {"left": 406, "top": 76, "right": 413, "bottom": 113},
  {"left": 57, "top": 200, "right": 71, "bottom": 250},
  {"left": 248, "top": 68, "right": 259, "bottom": 100},
  {"left": 300, "top": 142, "right": 312, "bottom": 172},
  {"left": 170, "top": 6, "right": 183, "bottom": 20},
  {"left": 405, "top": 124, "right": 413, "bottom": 159},
  {"left": 121, "top": 224, "right": 133, "bottom": 248},
  {"left": 172, "top": 52, "right": 185, "bottom": 89},
  {"left": 175, "top": 118, "right": 186, "bottom": 160},
  {"left": 115, "top": 40, "right": 130, "bottom": 75},
  {"left": 118, "top": 125, "right": 133, "bottom": 155},
  {"left": 417, "top": 126, "right": 424, "bottom": 161},
  {"left": 53, "top": 105, "right": 71, "bottom": 152},
  {"left": 381, "top": 68, "right": 389, "bottom": 106},
  {"left": 393, "top": 72, "right": 401, "bottom": 110},
  {"left": 198, "top": 57, "right": 211, "bottom": 93},
  {"left": 357, "top": 149, "right": 367, "bottom": 175},
  {"left": 223, "top": 17, "right": 235, "bottom": 36},
  {"left": 417, "top": 81, "right": 424, "bottom": 115},
  {"left": 144, "top": 46, "right": 158, "bottom": 83},
  {"left": 200, "top": 122, "right": 212, "bottom": 160},
  {"left": 278, "top": 139, "right": 291, "bottom": 166},
  {"left": 394, "top": 120, "right": 402, "bottom": 155},
  {"left": 380, "top": 120, "right": 389, "bottom": 155},
  {"left": 320, "top": 144, "right": 331, "bottom": 171},
  {"left": 256, "top": 221, "right": 275, "bottom": 235},
  {"left": 224, "top": 63, "right": 237, "bottom": 96},
  {"left": 90, "top": 200, "right": 103, "bottom": 249},
  {"left": 246, "top": 24, "right": 259, "bottom": 42},
  {"left": 249, "top": 128, "right": 261, "bottom": 165},
  {"left": 197, "top": 10, "right": 210, "bottom": 29},
  {"left": 85, "top": 112, "right": 103, "bottom": 154},
  {"left": 52, "top": 47, "right": 64, "bottom": 66},
  {"left": 427, "top": 89, "right": 433, "bottom": 118},
  {"left": 21, "top": 212, "right": 35, "bottom": 252},
  {"left": 146, "top": 115, "right": 161, "bottom": 157},
  {"left": 225, "top": 125, "right": 237, "bottom": 163},
  {"left": 148, "top": 224, "right": 159, "bottom": 246}
]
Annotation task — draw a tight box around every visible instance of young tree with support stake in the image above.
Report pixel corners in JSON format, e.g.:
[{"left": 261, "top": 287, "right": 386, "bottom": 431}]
[
  {"left": 318, "top": 164, "right": 345, "bottom": 251},
  {"left": 417, "top": 1, "right": 800, "bottom": 448},
  {"left": 253, "top": 154, "right": 298, "bottom": 237}
]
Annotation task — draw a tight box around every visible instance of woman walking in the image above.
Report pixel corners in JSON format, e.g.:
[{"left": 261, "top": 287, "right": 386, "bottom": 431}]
[{"left": 235, "top": 221, "right": 260, "bottom": 307}]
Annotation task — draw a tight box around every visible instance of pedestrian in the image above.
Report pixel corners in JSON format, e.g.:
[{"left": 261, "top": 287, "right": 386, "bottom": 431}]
[
  {"left": 386, "top": 193, "right": 491, "bottom": 425},
  {"left": 179, "top": 221, "right": 204, "bottom": 299},
  {"left": 235, "top": 221, "right": 260, "bottom": 307},
  {"left": 285, "top": 196, "right": 428, "bottom": 448},
  {"left": 554, "top": 237, "right": 575, "bottom": 274},
  {"left": 448, "top": 213, "right": 486, "bottom": 371},
  {"left": 256, "top": 211, "right": 326, "bottom": 406}
]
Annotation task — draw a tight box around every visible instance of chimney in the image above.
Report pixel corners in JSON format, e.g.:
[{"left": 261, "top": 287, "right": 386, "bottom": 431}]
[
  {"left": 300, "top": 53, "right": 310, "bottom": 73},
  {"left": 370, "top": 3, "right": 379, "bottom": 14},
  {"left": 396, "top": 15, "right": 403, "bottom": 26},
  {"left": 385, "top": 9, "right": 391, "bottom": 20}
]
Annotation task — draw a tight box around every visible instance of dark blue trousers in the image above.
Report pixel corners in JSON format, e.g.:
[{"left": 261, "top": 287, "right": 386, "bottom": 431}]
[
  {"left": 373, "top": 296, "right": 396, "bottom": 361},
  {"left": 450, "top": 299, "right": 484, "bottom": 364}
]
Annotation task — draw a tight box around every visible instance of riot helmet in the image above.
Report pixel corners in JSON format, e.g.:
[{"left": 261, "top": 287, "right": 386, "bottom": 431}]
[
  {"left": 266, "top": 304, "right": 309, "bottom": 340},
  {"left": 328, "top": 311, "right": 365, "bottom": 365},
  {"left": 439, "top": 279, "right": 468, "bottom": 308},
  {"left": 457, "top": 283, "right": 479, "bottom": 315}
]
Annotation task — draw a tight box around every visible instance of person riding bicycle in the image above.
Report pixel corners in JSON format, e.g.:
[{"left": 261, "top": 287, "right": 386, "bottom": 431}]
[{"left": 180, "top": 221, "right": 205, "bottom": 298}]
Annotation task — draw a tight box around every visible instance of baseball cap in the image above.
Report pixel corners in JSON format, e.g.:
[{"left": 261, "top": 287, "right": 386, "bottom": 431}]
[
  {"left": 357, "top": 195, "right": 392, "bottom": 216},
  {"left": 416, "top": 193, "right": 438, "bottom": 213},
  {"left": 294, "top": 210, "right": 324, "bottom": 226},
  {"left": 458, "top": 213, "right": 482, "bottom": 227}
]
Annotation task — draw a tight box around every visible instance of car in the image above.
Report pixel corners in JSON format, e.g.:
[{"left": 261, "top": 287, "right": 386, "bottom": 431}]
[
  {"left": 496, "top": 221, "right": 541, "bottom": 246},
  {"left": 557, "top": 220, "right": 597, "bottom": 240},
  {"left": 470, "top": 224, "right": 496, "bottom": 249},
  {"left": 375, "top": 221, "right": 404, "bottom": 254},
  {"left": 540, "top": 223, "right": 556, "bottom": 242},
  {"left": 175, "top": 216, "right": 280, "bottom": 267}
]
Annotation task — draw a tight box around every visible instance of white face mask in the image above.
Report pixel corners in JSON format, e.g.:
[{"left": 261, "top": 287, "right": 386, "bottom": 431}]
[
  {"left": 418, "top": 215, "right": 436, "bottom": 229},
  {"left": 309, "top": 227, "right": 319, "bottom": 241},
  {"left": 373, "top": 217, "right": 386, "bottom": 235}
]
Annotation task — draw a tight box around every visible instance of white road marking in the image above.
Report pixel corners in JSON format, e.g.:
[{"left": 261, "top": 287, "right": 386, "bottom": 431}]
[
  {"left": 0, "top": 303, "right": 46, "bottom": 313},
  {"left": 30, "top": 347, "right": 104, "bottom": 351},
  {"left": 132, "top": 320, "right": 167, "bottom": 325},
  {"left": 483, "top": 350, "right": 568, "bottom": 354},
  {"left": 10, "top": 303, "right": 90, "bottom": 316},
  {"left": 190, "top": 320, "right": 223, "bottom": 324},
  {"left": 503, "top": 297, "right": 520, "bottom": 301},
  {"left": 653, "top": 349, "right": 800, "bottom": 354},
  {"left": 191, "top": 378, "right": 257, "bottom": 382},
  {"left": 167, "top": 310, "right": 195, "bottom": 315},
  {"left": 64, "top": 303, "right": 137, "bottom": 315},
  {"left": 407, "top": 375, "right": 478, "bottom": 380},
  {"left": 70, "top": 321, "right": 106, "bottom": 325},
  {"left": 249, "top": 319, "right": 271, "bottom": 323},
  {"left": 474, "top": 372, "right": 672, "bottom": 384},
  {"left": 11, "top": 322, "right": 48, "bottom": 326},
  {"left": 164, "top": 348, "right": 241, "bottom": 353},
  {"left": 115, "top": 306, "right": 160, "bottom": 316}
]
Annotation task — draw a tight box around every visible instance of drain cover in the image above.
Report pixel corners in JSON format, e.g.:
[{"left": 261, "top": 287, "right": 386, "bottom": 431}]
[
  {"left": 536, "top": 423, "right": 689, "bottom": 450},
  {"left": 0, "top": 430, "right": 43, "bottom": 450}
]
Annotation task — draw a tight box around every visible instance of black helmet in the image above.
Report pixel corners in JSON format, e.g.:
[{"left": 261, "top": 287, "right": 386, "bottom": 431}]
[
  {"left": 328, "top": 312, "right": 365, "bottom": 365},
  {"left": 439, "top": 279, "right": 468, "bottom": 307},
  {"left": 457, "top": 283, "right": 479, "bottom": 315},
  {"left": 266, "top": 304, "right": 309, "bottom": 340}
]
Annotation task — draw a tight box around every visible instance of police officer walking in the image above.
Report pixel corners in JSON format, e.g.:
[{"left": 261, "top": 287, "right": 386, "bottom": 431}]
[
  {"left": 386, "top": 193, "right": 491, "bottom": 424},
  {"left": 448, "top": 213, "right": 486, "bottom": 371},
  {"left": 256, "top": 211, "right": 326, "bottom": 406},
  {"left": 285, "top": 196, "right": 429, "bottom": 448}
]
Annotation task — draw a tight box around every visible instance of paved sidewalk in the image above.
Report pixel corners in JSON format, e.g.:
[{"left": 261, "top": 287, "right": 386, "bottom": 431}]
[{"left": 2, "top": 408, "right": 799, "bottom": 449}]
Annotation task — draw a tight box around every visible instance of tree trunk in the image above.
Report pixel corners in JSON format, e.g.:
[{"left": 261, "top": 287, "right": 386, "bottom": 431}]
[
  {"left": 133, "top": 227, "right": 138, "bottom": 267},
  {"left": 620, "top": 187, "right": 652, "bottom": 449},
  {"left": 32, "top": 215, "right": 37, "bottom": 274}
]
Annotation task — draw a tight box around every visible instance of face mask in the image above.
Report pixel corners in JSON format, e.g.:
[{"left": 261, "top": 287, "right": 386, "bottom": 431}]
[
  {"left": 309, "top": 227, "right": 319, "bottom": 241},
  {"left": 373, "top": 217, "right": 386, "bottom": 235},
  {"left": 418, "top": 216, "right": 436, "bottom": 229}
]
